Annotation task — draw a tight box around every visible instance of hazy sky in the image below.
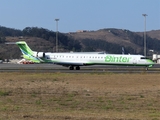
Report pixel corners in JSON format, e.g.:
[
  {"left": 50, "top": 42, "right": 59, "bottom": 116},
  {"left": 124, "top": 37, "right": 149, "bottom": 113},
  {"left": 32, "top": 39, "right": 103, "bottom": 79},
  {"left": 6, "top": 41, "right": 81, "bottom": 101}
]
[{"left": 0, "top": 0, "right": 159, "bottom": 33}]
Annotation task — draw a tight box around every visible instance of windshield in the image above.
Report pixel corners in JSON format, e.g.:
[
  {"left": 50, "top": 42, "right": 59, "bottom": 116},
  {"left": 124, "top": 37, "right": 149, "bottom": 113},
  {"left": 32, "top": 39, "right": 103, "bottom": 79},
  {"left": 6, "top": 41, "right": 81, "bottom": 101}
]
[{"left": 141, "top": 57, "right": 149, "bottom": 59}]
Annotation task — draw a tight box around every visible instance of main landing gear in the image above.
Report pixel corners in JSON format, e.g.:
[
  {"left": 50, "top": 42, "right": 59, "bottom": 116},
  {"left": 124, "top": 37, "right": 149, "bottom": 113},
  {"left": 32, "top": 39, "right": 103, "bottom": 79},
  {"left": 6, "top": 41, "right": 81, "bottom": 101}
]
[{"left": 69, "top": 66, "right": 80, "bottom": 70}]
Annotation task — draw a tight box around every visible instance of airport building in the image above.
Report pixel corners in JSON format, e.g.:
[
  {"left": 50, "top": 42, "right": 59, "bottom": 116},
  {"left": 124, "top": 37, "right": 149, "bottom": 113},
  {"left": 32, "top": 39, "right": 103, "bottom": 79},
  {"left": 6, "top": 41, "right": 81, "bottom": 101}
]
[{"left": 152, "top": 54, "right": 160, "bottom": 64}]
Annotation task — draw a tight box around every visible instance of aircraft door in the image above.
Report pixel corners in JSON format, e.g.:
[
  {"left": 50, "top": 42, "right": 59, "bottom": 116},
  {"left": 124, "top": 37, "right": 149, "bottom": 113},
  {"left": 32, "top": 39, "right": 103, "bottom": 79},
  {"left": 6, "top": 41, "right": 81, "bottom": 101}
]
[{"left": 133, "top": 58, "right": 137, "bottom": 64}]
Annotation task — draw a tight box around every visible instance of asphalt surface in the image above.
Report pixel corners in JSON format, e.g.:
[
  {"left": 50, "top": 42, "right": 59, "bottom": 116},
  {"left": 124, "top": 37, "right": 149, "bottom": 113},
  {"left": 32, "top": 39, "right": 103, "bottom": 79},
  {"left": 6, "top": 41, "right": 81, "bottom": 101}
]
[{"left": 0, "top": 63, "right": 160, "bottom": 73}]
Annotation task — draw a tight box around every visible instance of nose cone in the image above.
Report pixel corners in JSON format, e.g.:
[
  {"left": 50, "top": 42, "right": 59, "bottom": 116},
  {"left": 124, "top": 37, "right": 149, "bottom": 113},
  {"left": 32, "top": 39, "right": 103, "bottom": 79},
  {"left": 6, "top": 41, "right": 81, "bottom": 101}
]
[{"left": 147, "top": 59, "right": 155, "bottom": 67}]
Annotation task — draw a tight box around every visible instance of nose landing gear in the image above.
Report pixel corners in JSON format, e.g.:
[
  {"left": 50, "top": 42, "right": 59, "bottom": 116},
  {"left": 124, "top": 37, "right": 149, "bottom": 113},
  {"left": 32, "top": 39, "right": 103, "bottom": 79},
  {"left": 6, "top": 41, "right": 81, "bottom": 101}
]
[{"left": 145, "top": 67, "right": 148, "bottom": 71}]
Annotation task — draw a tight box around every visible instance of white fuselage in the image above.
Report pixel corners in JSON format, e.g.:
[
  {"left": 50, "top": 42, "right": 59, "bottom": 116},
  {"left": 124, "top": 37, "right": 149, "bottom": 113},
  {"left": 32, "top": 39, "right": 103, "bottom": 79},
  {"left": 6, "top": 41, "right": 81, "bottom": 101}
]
[{"left": 44, "top": 52, "right": 152, "bottom": 66}]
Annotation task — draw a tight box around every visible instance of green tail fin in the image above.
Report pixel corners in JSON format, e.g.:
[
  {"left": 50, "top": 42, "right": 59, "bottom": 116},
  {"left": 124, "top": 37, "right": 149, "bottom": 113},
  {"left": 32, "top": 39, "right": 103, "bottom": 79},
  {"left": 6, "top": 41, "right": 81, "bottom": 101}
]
[
  {"left": 16, "top": 41, "right": 34, "bottom": 55},
  {"left": 16, "top": 41, "right": 41, "bottom": 63}
]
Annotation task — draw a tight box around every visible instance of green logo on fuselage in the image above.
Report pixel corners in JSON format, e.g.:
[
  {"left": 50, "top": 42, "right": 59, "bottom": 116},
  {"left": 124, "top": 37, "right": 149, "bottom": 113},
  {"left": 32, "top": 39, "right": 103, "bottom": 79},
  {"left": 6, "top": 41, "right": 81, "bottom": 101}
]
[{"left": 105, "top": 55, "right": 131, "bottom": 63}]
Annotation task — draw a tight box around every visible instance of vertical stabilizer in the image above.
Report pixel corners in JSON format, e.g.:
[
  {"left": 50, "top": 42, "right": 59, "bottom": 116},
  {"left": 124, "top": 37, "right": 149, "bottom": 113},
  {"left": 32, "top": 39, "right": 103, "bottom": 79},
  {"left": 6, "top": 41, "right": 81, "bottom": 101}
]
[
  {"left": 16, "top": 41, "right": 41, "bottom": 63},
  {"left": 16, "top": 41, "right": 34, "bottom": 55}
]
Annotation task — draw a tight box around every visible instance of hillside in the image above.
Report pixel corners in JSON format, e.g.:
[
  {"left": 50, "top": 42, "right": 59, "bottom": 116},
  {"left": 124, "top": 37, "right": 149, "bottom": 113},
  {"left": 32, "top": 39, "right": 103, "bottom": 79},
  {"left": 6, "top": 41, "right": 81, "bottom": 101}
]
[
  {"left": 67, "top": 28, "right": 160, "bottom": 54},
  {"left": 0, "top": 26, "right": 160, "bottom": 60},
  {"left": 67, "top": 29, "right": 142, "bottom": 53},
  {"left": 136, "top": 30, "right": 160, "bottom": 40}
]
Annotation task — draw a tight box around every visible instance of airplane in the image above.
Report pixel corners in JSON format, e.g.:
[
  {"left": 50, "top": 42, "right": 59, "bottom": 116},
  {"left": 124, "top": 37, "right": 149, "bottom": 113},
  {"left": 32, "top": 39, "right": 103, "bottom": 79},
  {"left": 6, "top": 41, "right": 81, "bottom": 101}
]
[{"left": 6, "top": 41, "right": 154, "bottom": 70}]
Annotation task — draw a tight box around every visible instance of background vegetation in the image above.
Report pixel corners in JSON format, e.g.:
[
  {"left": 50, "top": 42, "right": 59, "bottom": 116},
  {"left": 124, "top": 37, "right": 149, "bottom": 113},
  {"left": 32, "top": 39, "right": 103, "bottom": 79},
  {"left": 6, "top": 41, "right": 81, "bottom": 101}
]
[{"left": 0, "top": 26, "right": 160, "bottom": 60}]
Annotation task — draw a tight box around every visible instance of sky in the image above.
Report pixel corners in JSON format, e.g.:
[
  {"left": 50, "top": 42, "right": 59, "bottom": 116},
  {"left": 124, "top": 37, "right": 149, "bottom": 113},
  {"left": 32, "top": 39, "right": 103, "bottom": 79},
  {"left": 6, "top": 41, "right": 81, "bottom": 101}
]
[{"left": 0, "top": 0, "right": 160, "bottom": 33}]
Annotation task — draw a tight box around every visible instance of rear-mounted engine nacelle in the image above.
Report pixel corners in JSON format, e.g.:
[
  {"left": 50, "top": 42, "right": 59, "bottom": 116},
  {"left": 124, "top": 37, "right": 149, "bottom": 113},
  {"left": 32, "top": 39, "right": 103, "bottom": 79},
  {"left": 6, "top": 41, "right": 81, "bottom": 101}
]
[{"left": 33, "top": 52, "right": 45, "bottom": 58}]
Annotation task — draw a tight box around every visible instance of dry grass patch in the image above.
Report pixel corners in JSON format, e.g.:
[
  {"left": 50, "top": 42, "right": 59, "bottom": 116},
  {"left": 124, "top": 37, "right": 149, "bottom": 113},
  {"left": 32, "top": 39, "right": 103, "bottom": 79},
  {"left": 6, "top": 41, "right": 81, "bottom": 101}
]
[{"left": 0, "top": 72, "right": 159, "bottom": 119}]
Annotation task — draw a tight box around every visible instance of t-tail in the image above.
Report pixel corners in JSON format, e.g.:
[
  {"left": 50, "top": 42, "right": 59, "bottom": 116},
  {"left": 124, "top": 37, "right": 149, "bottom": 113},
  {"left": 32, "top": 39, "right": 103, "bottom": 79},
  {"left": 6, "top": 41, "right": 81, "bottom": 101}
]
[
  {"left": 16, "top": 41, "right": 44, "bottom": 63},
  {"left": 6, "top": 41, "right": 46, "bottom": 63}
]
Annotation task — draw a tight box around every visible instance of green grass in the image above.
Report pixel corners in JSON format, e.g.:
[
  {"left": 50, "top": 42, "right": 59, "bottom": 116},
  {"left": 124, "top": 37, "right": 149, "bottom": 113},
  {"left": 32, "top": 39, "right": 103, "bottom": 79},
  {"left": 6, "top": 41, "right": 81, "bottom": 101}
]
[
  {"left": 0, "top": 90, "right": 10, "bottom": 96},
  {"left": 0, "top": 72, "right": 159, "bottom": 119}
]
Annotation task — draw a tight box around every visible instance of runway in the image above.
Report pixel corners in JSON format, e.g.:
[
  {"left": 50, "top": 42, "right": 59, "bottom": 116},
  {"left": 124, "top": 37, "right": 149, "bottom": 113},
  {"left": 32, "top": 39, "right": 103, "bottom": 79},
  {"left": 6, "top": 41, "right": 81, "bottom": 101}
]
[{"left": 0, "top": 63, "right": 160, "bottom": 73}]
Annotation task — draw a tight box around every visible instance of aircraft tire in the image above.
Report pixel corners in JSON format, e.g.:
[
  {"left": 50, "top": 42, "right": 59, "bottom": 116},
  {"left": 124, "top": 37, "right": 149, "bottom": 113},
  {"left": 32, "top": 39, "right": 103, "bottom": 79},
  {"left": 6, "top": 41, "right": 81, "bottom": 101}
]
[
  {"left": 69, "top": 66, "right": 74, "bottom": 70},
  {"left": 76, "top": 66, "right": 80, "bottom": 70}
]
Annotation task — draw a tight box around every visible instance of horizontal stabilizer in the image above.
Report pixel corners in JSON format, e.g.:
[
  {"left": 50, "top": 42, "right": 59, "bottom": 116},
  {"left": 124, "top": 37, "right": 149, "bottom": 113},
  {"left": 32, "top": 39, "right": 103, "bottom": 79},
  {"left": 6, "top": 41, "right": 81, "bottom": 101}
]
[{"left": 5, "top": 42, "right": 17, "bottom": 44}]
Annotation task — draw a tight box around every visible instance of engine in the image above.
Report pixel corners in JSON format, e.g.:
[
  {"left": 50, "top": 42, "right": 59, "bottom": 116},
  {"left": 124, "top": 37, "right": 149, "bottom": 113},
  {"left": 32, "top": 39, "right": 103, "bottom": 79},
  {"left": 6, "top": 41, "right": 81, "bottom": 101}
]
[{"left": 33, "top": 52, "right": 45, "bottom": 58}]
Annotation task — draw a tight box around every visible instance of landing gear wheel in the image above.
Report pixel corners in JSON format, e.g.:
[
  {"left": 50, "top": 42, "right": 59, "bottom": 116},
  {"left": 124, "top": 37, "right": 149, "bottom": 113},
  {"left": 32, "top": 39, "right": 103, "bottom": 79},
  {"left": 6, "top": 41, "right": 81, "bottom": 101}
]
[
  {"left": 76, "top": 66, "right": 80, "bottom": 70},
  {"left": 69, "top": 66, "right": 74, "bottom": 70}
]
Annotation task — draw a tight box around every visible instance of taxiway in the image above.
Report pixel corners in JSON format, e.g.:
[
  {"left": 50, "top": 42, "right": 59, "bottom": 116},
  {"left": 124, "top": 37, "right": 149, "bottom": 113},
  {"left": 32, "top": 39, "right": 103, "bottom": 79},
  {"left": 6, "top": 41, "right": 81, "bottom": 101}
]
[{"left": 0, "top": 63, "right": 160, "bottom": 73}]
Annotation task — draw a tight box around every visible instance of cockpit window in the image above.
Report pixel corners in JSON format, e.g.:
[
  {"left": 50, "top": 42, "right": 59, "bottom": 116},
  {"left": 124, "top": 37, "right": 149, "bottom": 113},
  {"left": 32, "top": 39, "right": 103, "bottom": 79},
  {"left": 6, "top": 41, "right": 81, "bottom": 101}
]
[{"left": 141, "top": 57, "right": 149, "bottom": 59}]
